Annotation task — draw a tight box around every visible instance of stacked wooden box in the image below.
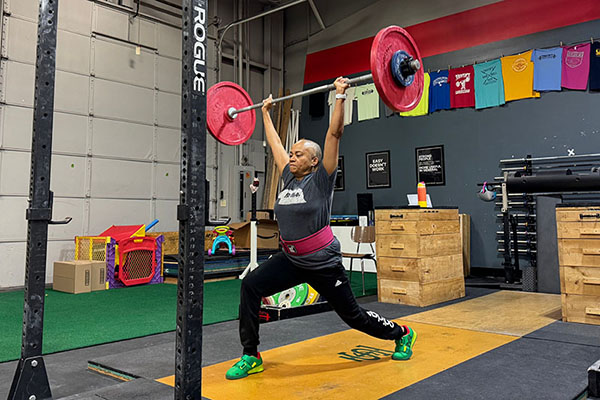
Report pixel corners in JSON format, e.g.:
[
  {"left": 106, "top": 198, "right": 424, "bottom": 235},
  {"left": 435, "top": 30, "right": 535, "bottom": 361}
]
[
  {"left": 557, "top": 206, "right": 600, "bottom": 325},
  {"left": 375, "top": 208, "right": 465, "bottom": 307}
]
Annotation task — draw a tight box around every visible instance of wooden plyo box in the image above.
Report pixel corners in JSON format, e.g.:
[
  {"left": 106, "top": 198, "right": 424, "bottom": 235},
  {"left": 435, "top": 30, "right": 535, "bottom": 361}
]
[
  {"left": 376, "top": 233, "right": 462, "bottom": 258},
  {"left": 460, "top": 214, "right": 471, "bottom": 277},
  {"left": 561, "top": 293, "right": 600, "bottom": 325},
  {"left": 378, "top": 277, "right": 465, "bottom": 307},
  {"left": 375, "top": 208, "right": 465, "bottom": 307},
  {"left": 377, "top": 254, "right": 463, "bottom": 284},
  {"left": 557, "top": 206, "right": 600, "bottom": 325}
]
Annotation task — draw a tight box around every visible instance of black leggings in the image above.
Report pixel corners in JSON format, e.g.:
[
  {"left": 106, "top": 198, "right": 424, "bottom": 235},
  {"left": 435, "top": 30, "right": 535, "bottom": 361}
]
[{"left": 239, "top": 251, "right": 404, "bottom": 355}]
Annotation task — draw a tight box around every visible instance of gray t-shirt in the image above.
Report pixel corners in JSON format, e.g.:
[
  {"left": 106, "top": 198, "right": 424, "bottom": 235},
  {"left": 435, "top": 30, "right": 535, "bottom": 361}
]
[{"left": 273, "top": 163, "right": 342, "bottom": 269}]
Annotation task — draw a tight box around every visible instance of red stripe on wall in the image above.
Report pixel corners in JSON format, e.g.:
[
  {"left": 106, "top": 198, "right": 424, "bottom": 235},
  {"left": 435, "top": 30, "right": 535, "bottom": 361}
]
[
  {"left": 304, "top": 0, "right": 600, "bottom": 85},
  {"left": 304, "top": 36, "right": 374, "bottom": 85}
]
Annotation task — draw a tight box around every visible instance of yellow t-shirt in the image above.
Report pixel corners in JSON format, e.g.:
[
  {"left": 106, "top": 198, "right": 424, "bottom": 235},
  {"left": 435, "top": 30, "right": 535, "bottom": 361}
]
[
  {"left": 501, "top": 50, "right": 540, "bottom": 102},
  {"left": 400, "top": 72, "right": 430, "bottom": 117}
]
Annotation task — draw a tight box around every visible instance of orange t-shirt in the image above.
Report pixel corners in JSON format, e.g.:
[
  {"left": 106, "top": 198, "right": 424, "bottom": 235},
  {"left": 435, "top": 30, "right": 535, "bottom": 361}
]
[{"left": 501, "top": 50, "right": 540, "bottom": 102}]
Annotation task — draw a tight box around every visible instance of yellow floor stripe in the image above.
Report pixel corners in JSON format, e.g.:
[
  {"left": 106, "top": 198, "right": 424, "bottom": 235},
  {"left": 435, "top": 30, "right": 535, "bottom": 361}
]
[
  {"left": 404, "top": 291, "right": 561, "bottom": 337},
  {"left": 156, "top": 375, "right": 174, "bottom": 386},
  {"left": 156, "top": 290, "right": 561, "bottom": 398},
  {"left": 156, "top": 320, "right": 516, "bottom": 399}
]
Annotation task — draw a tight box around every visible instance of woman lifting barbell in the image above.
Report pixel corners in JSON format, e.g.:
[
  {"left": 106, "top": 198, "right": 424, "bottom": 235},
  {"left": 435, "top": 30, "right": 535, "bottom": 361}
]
[{"left": 225, "top": 77, "right": 417, "bottom": 380}]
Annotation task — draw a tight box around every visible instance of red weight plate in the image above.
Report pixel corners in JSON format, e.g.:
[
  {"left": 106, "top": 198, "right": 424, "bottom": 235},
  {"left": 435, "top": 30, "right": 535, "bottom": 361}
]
[
  {"left": 207, "top": 81, "right": 256, "bottom": 146},
  {"left": 370, "top": 26, "right": 424, "bottom": 112}
]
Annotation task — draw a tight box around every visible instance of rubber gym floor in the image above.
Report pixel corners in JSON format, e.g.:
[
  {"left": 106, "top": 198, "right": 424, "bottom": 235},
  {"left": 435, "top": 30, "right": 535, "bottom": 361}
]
[{"left": 1, "top": 286, "right": 598, "bottom": 399}]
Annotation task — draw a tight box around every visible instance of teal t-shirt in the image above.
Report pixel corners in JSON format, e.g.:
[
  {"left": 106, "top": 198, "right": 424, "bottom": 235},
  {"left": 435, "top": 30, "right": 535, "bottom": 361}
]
[{"left": 474, "top": 59, "right": 505, "bottom": 109}]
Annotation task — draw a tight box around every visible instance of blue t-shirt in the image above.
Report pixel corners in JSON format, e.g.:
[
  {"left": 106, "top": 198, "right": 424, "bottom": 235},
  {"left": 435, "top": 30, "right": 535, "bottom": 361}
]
[
  {"left": 473, "top": 59, "right": 505, "bottom": 109},
  {"left": 273, "top": 164, "right": 341, "bottom": 269},
  {"left": 532, "top": 48, "right": 562, "bottom": 91},
  {"left": 428, "top": 70, "right": 450, "bottom": 113},
  {"left": 590, "top": 42, "right": 600, "bottom": 91}
]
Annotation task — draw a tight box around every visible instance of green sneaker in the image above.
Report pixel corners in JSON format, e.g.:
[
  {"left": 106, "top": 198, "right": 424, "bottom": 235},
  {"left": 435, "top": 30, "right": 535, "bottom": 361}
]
[
  {"left": 392, "top": 326, "right": 417, "bottom": 361},
  {"left": 225, "top": 353, "right": 264, "bottom": 380}
]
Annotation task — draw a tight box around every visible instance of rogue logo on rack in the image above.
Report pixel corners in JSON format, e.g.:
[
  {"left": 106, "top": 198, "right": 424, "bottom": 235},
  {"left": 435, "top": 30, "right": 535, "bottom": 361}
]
[{"left": 193, "top": 4, "right": 207, "bottom": 94}]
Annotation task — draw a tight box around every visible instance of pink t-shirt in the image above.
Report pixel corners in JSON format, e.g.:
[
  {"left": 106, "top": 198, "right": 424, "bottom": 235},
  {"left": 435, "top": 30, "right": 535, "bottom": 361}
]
[{"left": 562, "top": 43, "right": 590, "bottom": 90}]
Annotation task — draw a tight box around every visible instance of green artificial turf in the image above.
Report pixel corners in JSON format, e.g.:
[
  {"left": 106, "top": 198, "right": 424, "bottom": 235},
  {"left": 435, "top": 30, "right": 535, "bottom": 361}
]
[{"left": 0, "top": 271, "right": 376, "bottom": 363}]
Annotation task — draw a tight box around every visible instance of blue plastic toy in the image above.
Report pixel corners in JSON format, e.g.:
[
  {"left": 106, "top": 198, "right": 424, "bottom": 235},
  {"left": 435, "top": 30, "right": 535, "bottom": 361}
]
[{"left": 208, "top": 225, "right": 236, "bottom": 256}]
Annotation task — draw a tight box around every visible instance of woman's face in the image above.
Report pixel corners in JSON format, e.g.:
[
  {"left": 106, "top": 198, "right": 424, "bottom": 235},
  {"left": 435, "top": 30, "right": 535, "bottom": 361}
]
[{"left": 289, "top": 141, "right": 318, "bottom": 177}]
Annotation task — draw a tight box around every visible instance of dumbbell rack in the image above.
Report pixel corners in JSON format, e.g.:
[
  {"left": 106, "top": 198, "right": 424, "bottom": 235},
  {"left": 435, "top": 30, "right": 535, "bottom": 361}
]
[{"left": 492, "top": 153, "right": 600, "bottom": 291}]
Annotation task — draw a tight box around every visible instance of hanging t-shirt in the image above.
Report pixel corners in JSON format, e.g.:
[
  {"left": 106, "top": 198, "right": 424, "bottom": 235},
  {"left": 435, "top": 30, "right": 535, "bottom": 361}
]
[
  {"left": 473, "top": 60, "right": 505, "bottom": 109},
  {"left": 501, "top": 50, "right": 540, "bottom": 102},
  {"left": 532, "top": 47, "right": 562, "bottom": 91},
  {"left": 400, "top": 73, "right": 430, "bottom": 117},
  {"left": 449, "top": 66, "right": 475, "bottom": 108},
  {"left": 428, "top": 70, "right": 450, "bottom": 113},
  {"left": 562, "top": 43, "right": 590, "bottom": 90},
  {"left": 590, "top": 42, "right": 600, "bottom": 91},
  {"left": 355, "top": 83, "right": 380, "bottom": 121},
  {"left": 328, "top": 86, "right": 356, "bottom": 126}
]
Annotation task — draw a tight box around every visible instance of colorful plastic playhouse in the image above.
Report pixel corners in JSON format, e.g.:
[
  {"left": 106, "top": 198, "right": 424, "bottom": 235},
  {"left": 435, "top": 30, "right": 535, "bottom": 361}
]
[{"left": 75, "top": 223, "right": 164, "bottom": 288}]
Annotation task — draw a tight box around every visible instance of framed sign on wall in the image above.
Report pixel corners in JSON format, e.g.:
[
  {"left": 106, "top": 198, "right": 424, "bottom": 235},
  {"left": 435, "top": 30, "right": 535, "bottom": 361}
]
[
  {"left": 416, "top": 145, "right": 445, "bottom": 186},
  {"left": 366, "top": 151, "right": 391, "bottom": 189},
  {"left": 335, "top": 156, "right": 345, "bottom": 191}
]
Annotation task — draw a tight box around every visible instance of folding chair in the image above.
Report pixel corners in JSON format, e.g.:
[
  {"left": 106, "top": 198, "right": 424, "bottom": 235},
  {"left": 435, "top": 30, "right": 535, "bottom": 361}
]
[{"left": 342, "top": 226, "right": 377, "bottom": 295}]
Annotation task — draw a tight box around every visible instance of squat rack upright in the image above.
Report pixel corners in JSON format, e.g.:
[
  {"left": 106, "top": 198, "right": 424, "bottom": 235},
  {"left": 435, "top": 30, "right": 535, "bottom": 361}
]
[{"left": 8, "top": 1, "right": 207, "bottom": 399}]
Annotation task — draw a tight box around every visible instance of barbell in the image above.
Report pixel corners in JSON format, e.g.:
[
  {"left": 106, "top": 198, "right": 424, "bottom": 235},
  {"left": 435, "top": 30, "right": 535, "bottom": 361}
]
[{"left": 206, "top": 25, "right": 424, "bottom": 146}]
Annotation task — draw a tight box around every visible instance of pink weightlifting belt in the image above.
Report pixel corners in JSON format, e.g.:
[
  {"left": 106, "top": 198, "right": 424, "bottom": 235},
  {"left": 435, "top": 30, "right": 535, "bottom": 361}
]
[{"left": 280, "top": 225, "right": 334, "bottom": 256}]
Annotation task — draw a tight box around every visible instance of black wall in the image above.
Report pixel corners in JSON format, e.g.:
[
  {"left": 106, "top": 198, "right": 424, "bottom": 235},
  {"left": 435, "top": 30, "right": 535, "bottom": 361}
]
[{"left": 299, "top": 19, "right": 600, "bottom": 270}]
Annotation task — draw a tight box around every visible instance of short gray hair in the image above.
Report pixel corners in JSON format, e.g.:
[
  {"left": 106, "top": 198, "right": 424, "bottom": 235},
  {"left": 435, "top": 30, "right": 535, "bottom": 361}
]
[{"left": 298, "top": 139, "right": 322, "bottom": 163}]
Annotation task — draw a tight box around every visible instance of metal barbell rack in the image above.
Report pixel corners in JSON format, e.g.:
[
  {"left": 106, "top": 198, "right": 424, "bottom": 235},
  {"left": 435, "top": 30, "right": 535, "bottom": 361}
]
[
  {"left": 9, "top": 1, "right": 209, "bottom": 398},
  {"left": 492, "top": 153, "right": 600, "bottom": 291}
]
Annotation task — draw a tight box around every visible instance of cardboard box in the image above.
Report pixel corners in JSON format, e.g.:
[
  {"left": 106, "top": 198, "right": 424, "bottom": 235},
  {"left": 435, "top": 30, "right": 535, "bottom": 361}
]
[
  {"left": 147, "top": 232, "right": 178, "bottom": 255},
  {"left": 89, "top": 260, "right": 107, "bottom": 291},
  {"left": 229, "top": 219, "right": 279, "bottom": 249},
  {"left": 53, "top": 261, "right": 91, "bottom": 294},
  {"left": 205, "top": 230, "right": 213, "bottom": 251},
  {"left": 245, "top": 211, "right": 275, "bottom": 221}
]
